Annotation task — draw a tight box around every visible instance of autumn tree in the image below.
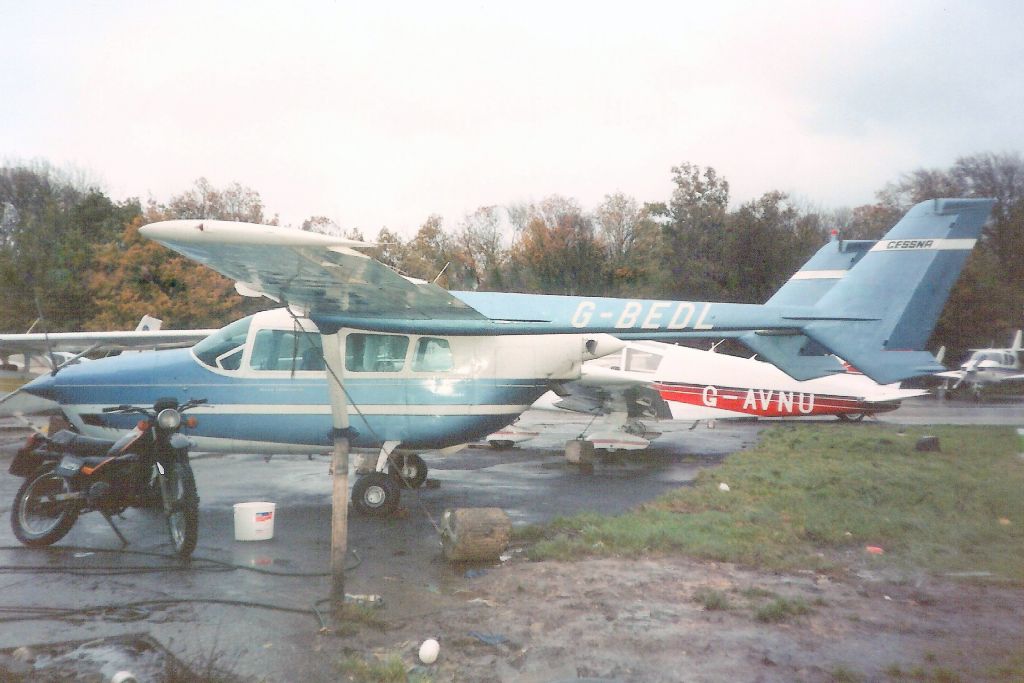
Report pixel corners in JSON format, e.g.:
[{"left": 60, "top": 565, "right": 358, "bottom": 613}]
[
  {"left": 0, "top": 164, "right": 139, "bottom": 331},
  {"left": 395, "top": 215, "right": 476, "bottom": 289},
  {"left": 721, "top": 192, "right": 824, "bottom": 303},
  {"left": 594, "top": 193, "right": 665, "bottom": 297},
  {"left": 657, "top": 163, "right": 731, "bottom": 300},
  {"left": 163, "top": 177, "right": 276, "bottom": 224},
  {"left": 86, "top": 178, "right": 275, "bottom": 329},
  {"left": 508, "top": 196, "right": 605, "bottom": 295},
  {"left": 454, "top": 206, "right": 508, "bottom": 290}
]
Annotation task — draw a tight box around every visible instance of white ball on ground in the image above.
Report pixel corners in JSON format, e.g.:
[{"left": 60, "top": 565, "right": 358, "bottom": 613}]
[{"left": 418, "top": 638, "right": 440, "bottom": 664}]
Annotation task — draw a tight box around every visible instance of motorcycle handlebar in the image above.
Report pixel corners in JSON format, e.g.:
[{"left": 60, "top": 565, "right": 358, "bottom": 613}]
[
  {"left": 101, "top": 399, "right": 210, "bottom": 414},
  {"left": 101, "top": 404, "right": 136, "bottom": 413}
]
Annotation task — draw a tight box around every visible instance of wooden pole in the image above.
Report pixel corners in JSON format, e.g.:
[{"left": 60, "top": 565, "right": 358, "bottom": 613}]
[{"left": 321, "top": 332, "right": 351, "bottom": 614}]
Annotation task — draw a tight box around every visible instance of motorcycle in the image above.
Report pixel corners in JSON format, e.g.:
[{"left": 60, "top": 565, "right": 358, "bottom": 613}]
[{"left": 8, "top": 398, "right": 207, "bottom": 558}]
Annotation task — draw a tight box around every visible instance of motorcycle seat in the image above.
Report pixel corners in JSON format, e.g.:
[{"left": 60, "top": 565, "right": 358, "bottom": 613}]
[{"left": 49, "top": 430, "right": 118, "bottom": 457}]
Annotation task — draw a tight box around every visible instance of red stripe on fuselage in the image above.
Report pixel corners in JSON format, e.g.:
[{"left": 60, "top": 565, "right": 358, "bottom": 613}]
[{"left": 654, "top": 382, "right": 894, "bottom": 417}]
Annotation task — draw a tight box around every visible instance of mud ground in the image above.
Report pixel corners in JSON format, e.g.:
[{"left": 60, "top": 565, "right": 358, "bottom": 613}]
[{"left": 0, "top": 398, "right": 1020, "bottom": 682}]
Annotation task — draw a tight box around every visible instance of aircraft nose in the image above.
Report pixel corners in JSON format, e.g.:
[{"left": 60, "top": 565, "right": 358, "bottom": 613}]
[
  {"left": 0, "top": 373, "right": 61, "bottom": 417},
  {"left": 20, "top": 372, "right": 58, "bottom": 400}
]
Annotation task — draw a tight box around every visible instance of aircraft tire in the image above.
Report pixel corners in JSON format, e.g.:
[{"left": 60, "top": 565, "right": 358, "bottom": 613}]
[
  {"left": 353, "top": 473, "right": 400, "bottom": 516},
  {"left": 389, "top": 453, "right": 427, "bottom": 489},
  {"left": 837, "top": 413, "right": 865, "bottom": 422}
]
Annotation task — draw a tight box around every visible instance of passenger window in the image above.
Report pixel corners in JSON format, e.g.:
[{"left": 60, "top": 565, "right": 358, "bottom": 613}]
[
  {"left": 345, "top": 333, "right": 409, "bottom": 372},
  {"left": 413, "top": 337, "right": 453, "bottom": 372},
  {"left": 250, "top": 330, "right": 324, "bottom": 371}
]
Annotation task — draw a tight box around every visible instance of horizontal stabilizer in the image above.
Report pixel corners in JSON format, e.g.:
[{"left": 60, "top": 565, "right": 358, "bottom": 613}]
[
  {"left": 739, "top": 333, "right": 846, "bottom": 380},
  {"left": 803, "top": 323, "right": 945, "bottom": 383}
]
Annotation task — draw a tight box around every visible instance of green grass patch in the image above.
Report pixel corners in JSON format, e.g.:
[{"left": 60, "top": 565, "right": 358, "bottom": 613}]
[
  {"left": 754, "top": 596, "right": 813, "bottom": 623},
  {"left": 692, "top": 586, "right": 731, "bottom": 610},
  {"left": 524, "top": 425, "right": 1024, "bottom": 581},
  {"left": 739, "top": 586, "right": 777, "bottom": 600},
  {"left": 336, "top": 654, "right": 411, "bottom": 683}
]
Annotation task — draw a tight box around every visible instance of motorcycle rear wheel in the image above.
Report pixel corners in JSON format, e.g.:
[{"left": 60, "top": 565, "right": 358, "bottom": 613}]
[
  {"left": 11, "top": 465, "right": 79, "bottom": 547},
  {"left": 160, "top": 457, "right": 199, "bottom": 559}
]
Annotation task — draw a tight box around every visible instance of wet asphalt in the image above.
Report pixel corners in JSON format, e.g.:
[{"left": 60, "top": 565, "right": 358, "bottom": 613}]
[{"left": 0, "top": 396, "right": 1020, "bottom": 680}]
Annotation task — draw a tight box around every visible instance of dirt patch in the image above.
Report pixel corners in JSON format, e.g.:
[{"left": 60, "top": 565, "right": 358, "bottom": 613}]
[{"left": 326, "top": 557, "right": 1024, "bottom": 682}]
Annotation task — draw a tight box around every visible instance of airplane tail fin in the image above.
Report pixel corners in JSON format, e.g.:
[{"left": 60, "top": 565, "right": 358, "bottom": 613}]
[
  {"left": 1012, "top": 330, "right": 1023, "bottom": 352},
  {"left": 746, "top": 198, "right": 993, "bottom": 384},
  {"left": 135, "top": 315, "right": 163, "bottom": 332},
  {"left": 764, "top": 236, "right": 876, "bottom": 308}
]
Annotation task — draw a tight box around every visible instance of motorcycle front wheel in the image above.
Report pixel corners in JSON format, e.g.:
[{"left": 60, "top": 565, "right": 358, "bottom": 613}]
[
  {"left": 11, "top": 465, "right": 79, "bottom": 547},
  {"left": 159, "top": 456, "right": 199, "bottom": 559}
]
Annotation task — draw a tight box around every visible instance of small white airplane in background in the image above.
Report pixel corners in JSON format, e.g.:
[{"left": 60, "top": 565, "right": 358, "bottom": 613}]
[
  {"left": 505, "top": 340, "right": 928, "bottom": 451},
  {"left": 936, "top": 330, "right": 1024, "bottom": 398}
]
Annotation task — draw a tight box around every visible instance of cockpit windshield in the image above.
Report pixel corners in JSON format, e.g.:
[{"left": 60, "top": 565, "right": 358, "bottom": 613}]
[
  {"left": 970, "top": 351, "right": 1005, "bottom": 365},
  {"left": 193, "top": 316, "right": 254, "bottom": 370}
]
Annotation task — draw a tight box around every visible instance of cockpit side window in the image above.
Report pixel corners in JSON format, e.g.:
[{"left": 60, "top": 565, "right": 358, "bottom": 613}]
[
  {"left": 623, "top": 348, "right": 662, "bottom": 373},
  {"left": 193, "top": 316, "right": 254, "bottom": 370},
  {"left": 250, "top": 329, "right": 324, "bottom": 372},
  {"left": 345, "top": 333, "right": 409, "bottom": 372},
  {"left": 412, "top": 337, "right": 453, "bottom": 372}
]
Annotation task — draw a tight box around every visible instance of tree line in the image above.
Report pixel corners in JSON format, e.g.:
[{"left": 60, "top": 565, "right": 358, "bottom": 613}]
[{"left": 1, "top": 153, "right": 1021, "bottom": 364}]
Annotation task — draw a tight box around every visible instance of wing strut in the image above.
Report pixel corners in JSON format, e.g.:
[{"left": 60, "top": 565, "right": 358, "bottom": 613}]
[{"left": 320, "top": 332, "right": 353, "bottom": 613}]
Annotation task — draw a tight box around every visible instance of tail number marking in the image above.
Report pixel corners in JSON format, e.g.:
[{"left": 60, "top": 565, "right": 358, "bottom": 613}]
[{"left": 571, "top": 301, "right": 713, "bottom": 330}]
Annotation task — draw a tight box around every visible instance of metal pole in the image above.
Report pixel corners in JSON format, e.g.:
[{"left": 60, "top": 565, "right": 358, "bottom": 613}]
[{"left": 320, "top": 332, "right": 351, "bottom": 614}]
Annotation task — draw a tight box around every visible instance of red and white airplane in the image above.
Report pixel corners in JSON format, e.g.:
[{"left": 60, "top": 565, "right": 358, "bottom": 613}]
[{"left": 510, "top": 340, "right": 928, "bottom": 450}]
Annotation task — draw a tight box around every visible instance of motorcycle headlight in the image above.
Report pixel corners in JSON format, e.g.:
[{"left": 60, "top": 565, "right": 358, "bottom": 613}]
[{"left": 156, "top": 408, "right": 182, "bottom": 430}]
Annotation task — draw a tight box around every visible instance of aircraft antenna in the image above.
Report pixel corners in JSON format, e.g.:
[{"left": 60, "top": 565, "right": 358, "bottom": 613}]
[{"left": 431, "top": 262, "right": 450, "bottom": 284}]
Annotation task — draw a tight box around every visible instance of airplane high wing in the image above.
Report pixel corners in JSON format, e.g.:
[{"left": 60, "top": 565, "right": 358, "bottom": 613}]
[
  {"left": 140, "top": 197, "right": 995, "bottom": 386},
  {"left": 137, "top": 221, "right": 488, "bottom": 323}
]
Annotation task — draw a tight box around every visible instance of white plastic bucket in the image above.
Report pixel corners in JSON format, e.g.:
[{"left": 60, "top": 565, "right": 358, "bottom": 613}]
[{"left": 233, "top": 502, "right": 276, "bottom": 541}]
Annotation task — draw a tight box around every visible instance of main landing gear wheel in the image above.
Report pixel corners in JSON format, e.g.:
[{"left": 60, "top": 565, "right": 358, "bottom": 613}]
[
  {"left": 388, "top": 453, "right": 428, "bottom": 489},
  {"left": 353, "top": 472, "right": 400, "bottom": 516},
  {"left": 837, "top": 413, "right": 865, "bottom": 422}
]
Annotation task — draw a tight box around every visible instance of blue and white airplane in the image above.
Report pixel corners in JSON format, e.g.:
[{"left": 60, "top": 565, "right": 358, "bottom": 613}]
[{"left": 11, "top": 198, "right": 993, "bottom": 513}]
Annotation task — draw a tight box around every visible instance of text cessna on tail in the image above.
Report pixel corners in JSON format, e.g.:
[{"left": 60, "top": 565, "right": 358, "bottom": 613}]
[{"left": 10, "top": 198, "right": 992, "bottom": 514}]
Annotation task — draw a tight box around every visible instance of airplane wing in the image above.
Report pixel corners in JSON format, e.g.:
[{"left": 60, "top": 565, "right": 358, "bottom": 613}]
[
  {"left": 138, "top": 220, "right": 487, "bottom": 322},
  {"left": 0, "top": 329, "right": 216, "bottom": 356},
  {"left": 861, "top": 387, "right": 930, "bottom": 401},
  {"left": 933, "top": 370, "right": 965, "bottom": 380}
]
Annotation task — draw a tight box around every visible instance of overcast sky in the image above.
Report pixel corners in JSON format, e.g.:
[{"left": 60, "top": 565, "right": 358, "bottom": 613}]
[{"left": 2, "top": 1, "right": 1022, "bottom": 236}]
